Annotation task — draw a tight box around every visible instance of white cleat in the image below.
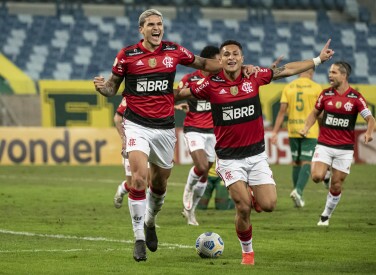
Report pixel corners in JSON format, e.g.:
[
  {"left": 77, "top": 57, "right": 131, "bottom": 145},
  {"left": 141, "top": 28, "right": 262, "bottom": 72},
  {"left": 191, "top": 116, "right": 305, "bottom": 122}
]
[
  {"left": 290, "top": 189, "right": 305, "bottom": 208},
  {"left": 317, "top": 216, "right": 329, "bottom": 226},
  {"left": 183, "top": 186, "right": 194, "bottom": 211},
  {"left": 114, "top": 182, "right": 127, "bottom": 209},
  {"left": 182, "top": 208, "right": 199, "bottom": 226}
]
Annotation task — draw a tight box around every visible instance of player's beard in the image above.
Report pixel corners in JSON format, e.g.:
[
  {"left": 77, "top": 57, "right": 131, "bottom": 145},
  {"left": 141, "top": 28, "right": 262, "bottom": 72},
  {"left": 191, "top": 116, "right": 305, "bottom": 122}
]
[{"left": 330, "top": 79, "right": 340, "bottom": 89}]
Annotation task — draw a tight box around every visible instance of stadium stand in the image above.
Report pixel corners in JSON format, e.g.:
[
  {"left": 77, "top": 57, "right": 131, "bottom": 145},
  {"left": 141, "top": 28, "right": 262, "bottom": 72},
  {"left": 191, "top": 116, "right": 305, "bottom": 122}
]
[{"left": 0, "top": 0, "right": 375, "bottom": 84}]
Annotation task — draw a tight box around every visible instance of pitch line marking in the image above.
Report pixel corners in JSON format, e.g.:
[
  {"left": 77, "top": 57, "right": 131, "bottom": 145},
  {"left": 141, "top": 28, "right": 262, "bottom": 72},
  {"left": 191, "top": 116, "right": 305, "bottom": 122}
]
[
  {"left": 0, "top": 229, "right": 193, "bottom": 250},
  {"left": 0, "top": 174, "right": 182, "bottom": 187}
]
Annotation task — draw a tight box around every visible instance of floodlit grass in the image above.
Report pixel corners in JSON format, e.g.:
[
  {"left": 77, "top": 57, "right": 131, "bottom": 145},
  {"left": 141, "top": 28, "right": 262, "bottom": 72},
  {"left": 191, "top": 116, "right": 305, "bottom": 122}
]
[{"left": 0, "top": 164, "right": 375, "bottom": 274}]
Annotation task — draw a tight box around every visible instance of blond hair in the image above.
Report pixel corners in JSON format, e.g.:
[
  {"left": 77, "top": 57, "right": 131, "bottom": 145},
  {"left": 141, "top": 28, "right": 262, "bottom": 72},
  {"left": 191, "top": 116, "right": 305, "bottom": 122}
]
[{"left": 138, "top": 9, "right": 163, "bottom": 27}]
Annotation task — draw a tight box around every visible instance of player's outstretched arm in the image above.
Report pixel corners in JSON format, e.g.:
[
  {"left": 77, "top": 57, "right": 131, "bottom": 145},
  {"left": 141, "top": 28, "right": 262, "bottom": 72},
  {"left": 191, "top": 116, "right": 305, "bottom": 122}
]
[
  {"left": 299, "top": 108, "right": 322, "bottom": 138},
  {"left": 271, "top": 103, "right": 288, "bottom": 145},
  {"left": 94, "top": 73, "right": 123, "bottom": 97},
  {"left": 174, "top": 103, "right": 189, "bottom": 113},
  {"left": 174, "top": 87, "right": 193, "bottom": 101},
  {"left": 272, "top": 39, "right": 334, "bottom": 80},
  {"left": 188, "top": 55, "right": 222, "bottom": 74}
]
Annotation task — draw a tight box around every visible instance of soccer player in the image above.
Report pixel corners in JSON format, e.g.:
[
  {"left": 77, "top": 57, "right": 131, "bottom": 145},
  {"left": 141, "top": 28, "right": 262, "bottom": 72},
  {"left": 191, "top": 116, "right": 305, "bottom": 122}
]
[
  {"left": 179, "top": 45, "right": 220, "bottom": 226},
  {"left": 93, "top": 9, "right": 256, "bottom": 262},
  {"left": 175, "top": 39, "right": 334, "bottom": 265},
  {"left": 113, "top": 97, "right": 188, "bottom": 209},
  {"left": 271, "top": 68, "right": 322, "bottom": 208},
  {"left": 299, "top": 61, "right": 375, "bottom": 226}
]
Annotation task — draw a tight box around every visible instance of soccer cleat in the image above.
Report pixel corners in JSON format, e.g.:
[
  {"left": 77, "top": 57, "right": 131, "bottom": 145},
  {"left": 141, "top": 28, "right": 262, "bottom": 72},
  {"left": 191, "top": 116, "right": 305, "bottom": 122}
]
[
  {"left": 317, "top": 215, "right": 329, "bottom": 226},
  {"left": 323, "top": 170, "right": 331, "bottom": 189},
  {"left": 133, "top": 240, "right": 147, "bottom": 262},
  {"left": 113, "top": 181, "right": 128, "bottom": 209},
  {"left": 241, "top": 251, "right": 255, "bottom": 265},
  {"left": 182, "top": 208, "right": 199, "bottom": 226},
  {"left": 144, "top": 223, "right": 158, "bottom": 252},
  {"left": 290, "top": 189, "right": 305, "bottom": 208},
  {"left": 249, "top": 187, "right": 262, "bottom": 213},
  {"left": 183, "top": 185, "right": 194, "bottom": 210}
]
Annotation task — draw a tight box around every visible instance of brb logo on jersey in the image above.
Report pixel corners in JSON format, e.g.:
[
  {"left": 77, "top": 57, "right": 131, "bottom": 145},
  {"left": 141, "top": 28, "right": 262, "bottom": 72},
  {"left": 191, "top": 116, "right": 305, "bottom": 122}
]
[
  {"left": 325, "top": 114, "right": 349, "bottom": 127},
  {"left": 137, "top": 78, "right": 169, "bottom": 92},
  {"left": 222, "top": 105, "right": 255, "bottom": 121},
  {"left": 197, "top": 100, "right": 211, "bottom": 111}
]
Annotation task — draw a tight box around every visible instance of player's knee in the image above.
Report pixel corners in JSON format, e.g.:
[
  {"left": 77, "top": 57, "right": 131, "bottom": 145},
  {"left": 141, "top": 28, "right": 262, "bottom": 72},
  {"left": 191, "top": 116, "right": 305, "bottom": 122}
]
[
  {"left": 311, "top": 171, "right": 323, "bottom": 183},
  {"left": 260, "top": 199, "right": 276, "bottom": 212},
  {"left": 132, "top": 174, "right": 148, "bottom": 189},
  {"left": 235, "top": 202, "right": 251, "bottom": 217},
  {"left": 195, "top": 162, "right": 209, "bottom": 175}
]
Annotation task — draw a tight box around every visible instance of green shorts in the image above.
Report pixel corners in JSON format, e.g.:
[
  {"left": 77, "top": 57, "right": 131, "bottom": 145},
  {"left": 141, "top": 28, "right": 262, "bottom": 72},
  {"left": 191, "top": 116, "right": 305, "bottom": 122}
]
[
  {"left": 289, "top": 137, "right": 317, "bottom": 162},
  {"left": 197, "top": 175, "right": 234, "bottom": 210}
]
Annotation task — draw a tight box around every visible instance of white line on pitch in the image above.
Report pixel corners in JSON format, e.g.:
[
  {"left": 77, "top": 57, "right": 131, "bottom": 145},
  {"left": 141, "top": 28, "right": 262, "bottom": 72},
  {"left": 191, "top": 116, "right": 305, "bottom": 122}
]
[
  {"left": 0, "top": 248, "right": 131, "bottom": 253},
  {"left": 0, "top": 174, "right": 182, "bottom": 186},
  {"left": 0, "top": 229, "right": 193, "bottom": 250}
]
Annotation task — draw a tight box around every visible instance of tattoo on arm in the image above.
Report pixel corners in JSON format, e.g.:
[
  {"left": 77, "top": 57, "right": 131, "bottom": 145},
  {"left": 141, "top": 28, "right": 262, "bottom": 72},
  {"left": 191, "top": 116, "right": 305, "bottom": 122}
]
[
  {"left": 272, "top": 66, "right": 286, "bottom": 80},
  {"left": 97, "top": 75, "right": 123, "bottom": 97}
]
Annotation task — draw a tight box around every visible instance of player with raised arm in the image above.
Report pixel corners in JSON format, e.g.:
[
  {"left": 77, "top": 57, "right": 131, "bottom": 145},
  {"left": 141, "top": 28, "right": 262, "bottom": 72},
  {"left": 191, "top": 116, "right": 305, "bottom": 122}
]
[
  {"left": 93, "top": 9, "right": 257, "bottom": 262},
  {"left": 175, "top": 39, "right": 334, "bottom": 265},
  {"left": 299, "top": 61, "right": 375, "bottom": 226}
]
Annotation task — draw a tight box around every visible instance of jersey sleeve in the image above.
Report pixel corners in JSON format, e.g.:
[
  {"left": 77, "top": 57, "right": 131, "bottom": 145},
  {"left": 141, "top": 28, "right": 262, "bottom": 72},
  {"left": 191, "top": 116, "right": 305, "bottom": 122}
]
[
  {"left": 357, "top": 93, "right": 369, "bottom": 114},
  {"left": 177, "top": 44, "right": 195, "bottom": 66},
  {"left": 177, "top": 73, "right": 191, "bottom": 92},
  {"left": 253, "top": 68, "right": 273, "bottom": 86},
  {"left": 190, "top": 78, "right": 210, "bottom": 100},
  {"left": 315, "top": 90, "right": 325, "bottom": 111},
  {"left": 112, "top": 49, "right": 127, "bottom": 77}
]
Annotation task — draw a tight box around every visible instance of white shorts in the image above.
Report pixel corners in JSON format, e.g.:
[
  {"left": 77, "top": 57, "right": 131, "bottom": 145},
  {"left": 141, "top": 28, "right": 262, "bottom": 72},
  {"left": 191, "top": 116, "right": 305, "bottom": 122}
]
[
  {"left": 184, "top": 131, "right": 216, "bottom": 162},
  {"left": 312, "top": 144, "right": 354, "bottom": 174},
  {"left": 124, "top": 120, "right": 177, "bottom": 169},
  {"left": 216, "top": 152, "right": 276, "bottom": 187}
]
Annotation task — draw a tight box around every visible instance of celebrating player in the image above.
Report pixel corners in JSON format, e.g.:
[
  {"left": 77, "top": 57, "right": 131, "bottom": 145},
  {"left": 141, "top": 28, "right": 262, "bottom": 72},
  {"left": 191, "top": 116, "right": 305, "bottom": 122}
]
[
  {"left": 175, "top": 39, "right": 334, "bottom": 265},
  {"left": 299, "top": 61, "right": 375, "bottom": 226}
]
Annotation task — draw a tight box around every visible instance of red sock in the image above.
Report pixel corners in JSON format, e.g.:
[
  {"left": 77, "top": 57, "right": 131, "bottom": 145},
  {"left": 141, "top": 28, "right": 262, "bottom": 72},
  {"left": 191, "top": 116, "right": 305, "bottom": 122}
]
[
  {"left": 193, "top": 167, "right": 204, "bottom": 177},
  {"left": 123, "top": 182, "right": 131, "bottom": 192},
  {"left": 129, "top": 188, "right": 146, "bottom": 200},
  {"left": 236, "top": 225, "right": 252, "bottom": 241}
]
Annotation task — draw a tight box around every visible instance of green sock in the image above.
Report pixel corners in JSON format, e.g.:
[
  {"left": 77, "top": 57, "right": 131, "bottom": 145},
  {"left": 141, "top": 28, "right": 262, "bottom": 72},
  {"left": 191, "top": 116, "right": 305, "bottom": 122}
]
[
  {"left": 296, "top": 164, "right": 311, "bottom": 196},
  {"left": 292, "top": 166, "right": 301, "bottom": 189}
]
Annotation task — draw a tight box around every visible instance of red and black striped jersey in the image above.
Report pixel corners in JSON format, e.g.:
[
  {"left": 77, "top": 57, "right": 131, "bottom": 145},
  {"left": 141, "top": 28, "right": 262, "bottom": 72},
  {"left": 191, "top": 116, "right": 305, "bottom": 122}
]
[
  {"left": 112, "top": 40, "right": 195, "bottom": 129},
  {"left": 315, "top": 87, "right": 369, "bottom": 150},
  {"left": 116, "top": 97, "right": 127, "bottom": 116},
  {"left": 178, "top": 70, "right": 214, "bottom": 133},
  {"left": 190, "top": 68, "right": 273, "bottom": 159}
]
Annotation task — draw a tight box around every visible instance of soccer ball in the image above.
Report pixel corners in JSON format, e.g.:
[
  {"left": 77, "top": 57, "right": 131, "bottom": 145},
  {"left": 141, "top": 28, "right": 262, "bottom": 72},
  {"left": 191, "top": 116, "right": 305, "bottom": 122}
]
[{"left": 195, "top": 232, "right": 224, "bottom": 258}]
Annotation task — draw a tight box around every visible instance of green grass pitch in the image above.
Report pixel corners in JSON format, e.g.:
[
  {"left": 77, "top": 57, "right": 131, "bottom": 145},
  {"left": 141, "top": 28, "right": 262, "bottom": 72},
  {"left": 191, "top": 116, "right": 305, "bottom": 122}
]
[{"left": 0, "top": 164, "right": 375, "bottom": 274}]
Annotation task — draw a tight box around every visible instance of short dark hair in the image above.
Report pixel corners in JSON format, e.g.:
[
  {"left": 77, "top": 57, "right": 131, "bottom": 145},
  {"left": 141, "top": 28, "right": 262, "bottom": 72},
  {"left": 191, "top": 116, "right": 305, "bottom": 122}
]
[
  {"left": 200, "top": 45, "right": 220, "bottom": 59},
  {"left": 334, "top": 61, "right": 352, "bottom": 79},
  {"left": 219, "top": 40, "right": 243, "bottom": 52}
]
